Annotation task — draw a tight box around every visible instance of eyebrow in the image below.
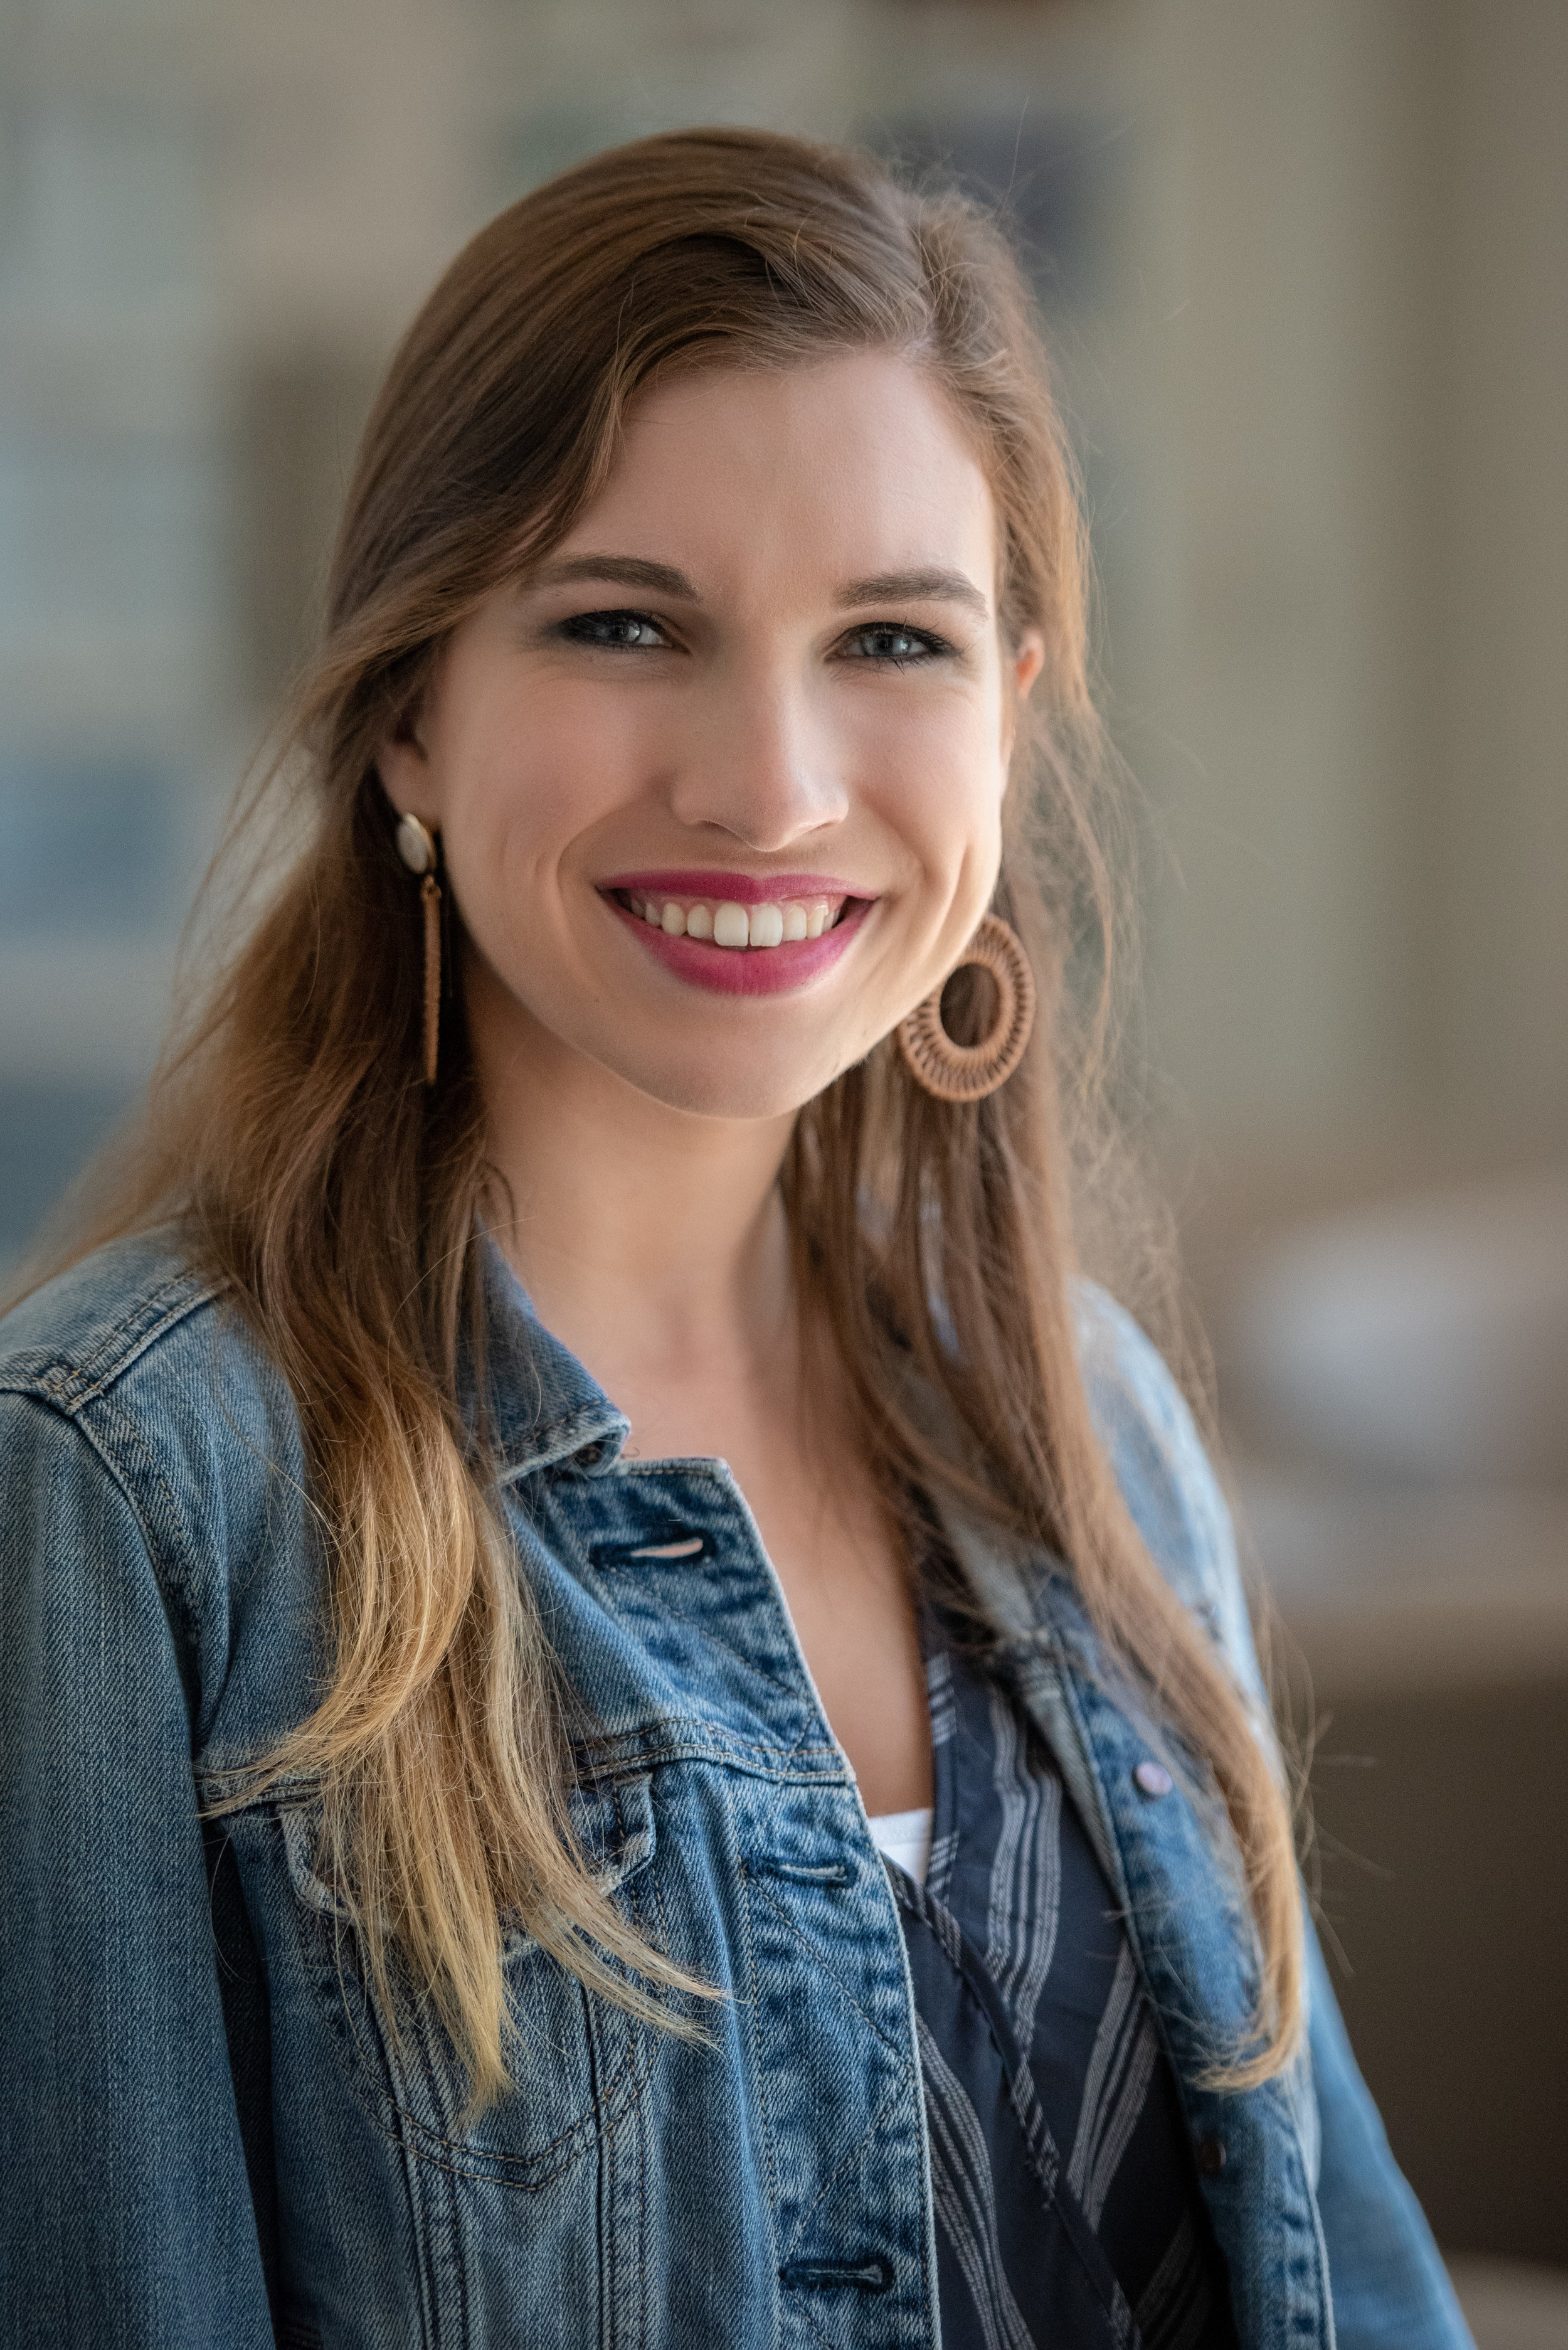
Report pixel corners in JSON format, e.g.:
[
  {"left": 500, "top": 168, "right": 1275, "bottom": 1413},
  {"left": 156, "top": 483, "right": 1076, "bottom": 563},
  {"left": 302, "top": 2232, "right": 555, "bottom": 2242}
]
[
  {"left": 836, "top": 568, "right": 990, "bottom": 620},
  {"left": 528, "top": 554, "right": 699, "bottom": 598},
  {"left": 527, "top": 553, "right": 990, "bottom": 620}
]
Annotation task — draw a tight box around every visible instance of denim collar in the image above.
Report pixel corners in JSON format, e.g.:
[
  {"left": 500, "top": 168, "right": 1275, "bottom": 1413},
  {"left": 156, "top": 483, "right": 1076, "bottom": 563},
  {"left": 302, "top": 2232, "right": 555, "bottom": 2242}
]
[
  {"left": 467, "top": 1235, "right": 631, "bottom": 1483},
  {"left": 464, "top": 1238, "right": 1067, "bottom": 1649}
]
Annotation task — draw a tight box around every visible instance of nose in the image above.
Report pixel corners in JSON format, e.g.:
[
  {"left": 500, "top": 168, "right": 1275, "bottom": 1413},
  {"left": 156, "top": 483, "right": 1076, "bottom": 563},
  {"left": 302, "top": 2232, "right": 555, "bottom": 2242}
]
[{"left": 666, "top": 662, "right": 849, "bottom": 852}]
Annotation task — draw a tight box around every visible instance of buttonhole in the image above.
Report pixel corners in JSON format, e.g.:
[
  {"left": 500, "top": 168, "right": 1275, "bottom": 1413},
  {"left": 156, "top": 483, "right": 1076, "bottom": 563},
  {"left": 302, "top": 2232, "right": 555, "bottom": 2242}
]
[
  {"left": 780, "top": 2256, "right": 894, "bottom": 2294},
  {"left": 746, "top": 1858, "right": 852, "bottom": 1888},
  {"left": 589, "top": 1528, "right": 716, "bottom": 1568}
]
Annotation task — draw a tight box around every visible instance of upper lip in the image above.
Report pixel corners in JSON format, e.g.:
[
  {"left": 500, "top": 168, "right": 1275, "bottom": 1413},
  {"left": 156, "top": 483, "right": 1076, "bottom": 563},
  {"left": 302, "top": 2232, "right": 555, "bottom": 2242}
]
[{"left": 600, "top": 869, "right": 869, "bottom": 905}]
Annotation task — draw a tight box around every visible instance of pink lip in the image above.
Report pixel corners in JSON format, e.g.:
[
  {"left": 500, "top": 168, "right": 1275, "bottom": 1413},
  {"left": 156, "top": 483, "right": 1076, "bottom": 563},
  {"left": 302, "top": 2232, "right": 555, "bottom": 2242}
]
[
  {"left": 606, "top": 893, "right": 872, "bottom": 996},
  {"left": 601, "top": 869, "right": 861, "bottom": 907}
]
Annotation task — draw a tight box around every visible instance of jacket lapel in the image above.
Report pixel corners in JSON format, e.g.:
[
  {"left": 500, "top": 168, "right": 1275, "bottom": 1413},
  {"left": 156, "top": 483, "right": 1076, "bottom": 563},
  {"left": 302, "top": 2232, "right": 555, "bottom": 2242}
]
[{"left": 941, "top": 1507, "right": 1335, "bottom": 2350}]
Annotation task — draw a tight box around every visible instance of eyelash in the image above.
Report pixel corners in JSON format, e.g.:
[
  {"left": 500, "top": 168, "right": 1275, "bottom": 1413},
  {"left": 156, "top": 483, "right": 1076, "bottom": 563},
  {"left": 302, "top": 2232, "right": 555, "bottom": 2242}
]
[
  {"left": 558, "top": 610, "right": 669, "bottom": 650},
  {"left": 555, "top": 609, "right": 956, "bottom": 667},
  {"left": 840, "top": 622, "right": 953, "bottom": 667}
]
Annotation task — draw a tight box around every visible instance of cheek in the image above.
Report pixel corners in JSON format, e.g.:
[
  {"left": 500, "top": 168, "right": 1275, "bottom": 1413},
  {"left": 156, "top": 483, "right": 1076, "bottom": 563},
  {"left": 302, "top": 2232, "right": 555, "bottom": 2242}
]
[
  {"left": 859, "top": 694, "right": 1007, "bottom": 876},
  {"left": 444, "top": 686, "right": 630, "bottom": 876}
]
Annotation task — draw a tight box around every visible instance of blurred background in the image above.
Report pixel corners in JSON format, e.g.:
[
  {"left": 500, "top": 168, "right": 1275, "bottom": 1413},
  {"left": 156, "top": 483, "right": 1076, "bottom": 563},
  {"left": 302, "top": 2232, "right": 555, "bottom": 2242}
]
[{"left": 1, "top": 0, "right": 1563, "bottom": 2335}]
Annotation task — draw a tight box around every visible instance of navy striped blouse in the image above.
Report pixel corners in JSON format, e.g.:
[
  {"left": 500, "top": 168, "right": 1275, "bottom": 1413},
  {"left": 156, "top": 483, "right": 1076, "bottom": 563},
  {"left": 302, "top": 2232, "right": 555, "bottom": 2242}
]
[{"left": 883, "top": 1631, "right": 1239, "bottom": 2350}]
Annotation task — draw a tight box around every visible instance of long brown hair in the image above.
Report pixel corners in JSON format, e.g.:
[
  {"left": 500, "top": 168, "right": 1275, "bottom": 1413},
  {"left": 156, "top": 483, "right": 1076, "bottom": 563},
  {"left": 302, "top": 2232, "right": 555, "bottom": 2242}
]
[{"left": 39, "top": 129, "right": 1300, "bottom": 2100}]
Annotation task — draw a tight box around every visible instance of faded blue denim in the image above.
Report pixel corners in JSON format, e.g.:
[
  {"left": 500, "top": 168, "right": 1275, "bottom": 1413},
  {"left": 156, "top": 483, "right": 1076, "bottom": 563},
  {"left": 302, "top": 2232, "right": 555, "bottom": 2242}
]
[{"left": 0, "top": 1231, "right": 1473, "bottom": 2349}]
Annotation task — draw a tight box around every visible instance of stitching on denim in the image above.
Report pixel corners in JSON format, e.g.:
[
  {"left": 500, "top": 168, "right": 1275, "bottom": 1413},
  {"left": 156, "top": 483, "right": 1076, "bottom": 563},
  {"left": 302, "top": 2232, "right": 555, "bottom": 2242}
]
[
  {"left": 283, "top": 1792, "right": 656, "bottom": 2151},
  {"left": 792, "top": 2071, "right": 909, "bottom": 2251},
  {"left": 583, "top": 1560, "right": 814, "bottom": 1717},
  {"left": 631, "top": 1885, "right": 659, "bottom": 2350},
  {"left": 796, "top": 2299, "right": 838, "bottom": 2350},
  {"left": 396, "top": 2016, "right": 662, "bottom": 2193},
  {"left": 557, "top": 1716, "right": 844, "bottom": 1772},
  {"left": 24, "top": 1270, "right": 220, "bottom": 1409},
  {"left": 600, "top": 2034, "right": 616, "bottom": 2350},
  {"left": 311, "top": 1922, "right": 657, "bottom": 2189},
  {"left": 741, "top": 1872, "right": 916, "bottom": 2068},
  {"left": 397, "top": 2061, "right": 446, "bottom": 2350},
  {"left": 493, "top": 1400, "right": 625, "bottom": 1483},
  {"left": 29, "top": 1382, "right": 205, "bottom": 1666},
  {"left": 286, "top": 1817, "right": 662, "bottom": 2191},
  {"left": 204, "top": 1723, "right": 845, "bottom": 1815},
  {"left": 739, "top": 1857, "right": 918, "bottom": 2274},
  {"left": 736, "top": 1848, "right": 786, "bottom": 2294}
]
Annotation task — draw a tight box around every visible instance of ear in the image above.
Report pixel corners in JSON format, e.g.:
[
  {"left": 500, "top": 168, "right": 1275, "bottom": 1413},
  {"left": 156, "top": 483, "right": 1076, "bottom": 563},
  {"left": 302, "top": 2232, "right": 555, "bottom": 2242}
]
[
  {"left": 1001, "top": 627, "right": 1046, "bottom": 760},
  {"left": 375, "top": 704, "right": 436, "bottom": 831},
  {"left": 1013, "top": 630, "right": 1046, "bottom": 699}
]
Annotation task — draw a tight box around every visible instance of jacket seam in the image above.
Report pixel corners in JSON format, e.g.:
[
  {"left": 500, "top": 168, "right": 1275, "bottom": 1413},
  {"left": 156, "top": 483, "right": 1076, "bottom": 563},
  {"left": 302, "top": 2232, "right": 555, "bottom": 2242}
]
[
  {"left": 10, "top": 1385, "right": 204, "bottom": 1677},
  {"left": 4, "top": 1270, "right": 221, "bottom": 1413}
]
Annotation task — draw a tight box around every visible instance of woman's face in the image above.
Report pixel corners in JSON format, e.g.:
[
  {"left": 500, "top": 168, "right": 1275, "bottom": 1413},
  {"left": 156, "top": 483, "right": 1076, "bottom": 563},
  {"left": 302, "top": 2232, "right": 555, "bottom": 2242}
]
[{"left": 381, "top": 351, "right": 1043, "bottom": 1120}]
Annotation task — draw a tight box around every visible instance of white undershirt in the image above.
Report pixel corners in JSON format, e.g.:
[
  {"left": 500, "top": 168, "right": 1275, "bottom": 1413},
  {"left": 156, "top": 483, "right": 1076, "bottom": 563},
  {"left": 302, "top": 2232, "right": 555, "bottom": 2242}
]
[{"left": 866, "top": 1805, "right": 934, "bottom": 1885}]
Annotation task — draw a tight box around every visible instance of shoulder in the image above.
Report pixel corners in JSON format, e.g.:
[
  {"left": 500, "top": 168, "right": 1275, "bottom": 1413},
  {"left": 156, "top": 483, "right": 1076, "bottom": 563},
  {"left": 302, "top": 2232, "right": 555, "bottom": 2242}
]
[
  {"left": 2, "top": 1226, "right": 222, "bottom": 1401},
  {"left": 1073, "top": 1280, "right": 1263, "bottom": 1702},
  {"left": 0, "top": 1226, "right": 293, "bottom": 1454},
  {"left": 0, "top": 1231, "right": 309, "bottom": 1716}
]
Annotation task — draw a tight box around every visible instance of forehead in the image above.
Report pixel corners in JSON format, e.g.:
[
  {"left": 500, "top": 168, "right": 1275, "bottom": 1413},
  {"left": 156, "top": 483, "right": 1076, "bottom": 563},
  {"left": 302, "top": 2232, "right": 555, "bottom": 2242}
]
[{"left": 553, "top": 350, "right": 997, "bottom": 600}]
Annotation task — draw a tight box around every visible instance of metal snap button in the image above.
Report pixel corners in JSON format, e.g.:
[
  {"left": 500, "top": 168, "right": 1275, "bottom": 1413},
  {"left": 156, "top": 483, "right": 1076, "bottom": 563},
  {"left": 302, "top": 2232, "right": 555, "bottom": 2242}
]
[
  {"left": 1134, "top": 1759, "right": 1173, "bottom": 1799},
  {"left": 1196, "top": 2134, "right": 1227, "bottom": 2176}
]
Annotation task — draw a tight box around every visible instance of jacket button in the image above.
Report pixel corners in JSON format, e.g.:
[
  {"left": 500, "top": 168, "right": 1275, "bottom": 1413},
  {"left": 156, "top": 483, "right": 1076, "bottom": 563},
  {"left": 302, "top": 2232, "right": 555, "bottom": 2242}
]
[
  {"left": 1134, "top": 1760, "right": 1173, "bottom": 1799},
  {"left": 1196, "top": 2134, "right": 1227, "bottom": 2176}
]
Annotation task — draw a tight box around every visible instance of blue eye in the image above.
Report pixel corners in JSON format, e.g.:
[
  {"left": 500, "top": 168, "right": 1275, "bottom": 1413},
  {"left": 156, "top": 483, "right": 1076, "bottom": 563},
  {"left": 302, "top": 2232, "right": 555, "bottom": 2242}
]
[
  {"left": 842, "top": 624, "right": 946, "bottom": 665},
  {"left": 559, "top": 610, "right": 669, "bottom": 649}
]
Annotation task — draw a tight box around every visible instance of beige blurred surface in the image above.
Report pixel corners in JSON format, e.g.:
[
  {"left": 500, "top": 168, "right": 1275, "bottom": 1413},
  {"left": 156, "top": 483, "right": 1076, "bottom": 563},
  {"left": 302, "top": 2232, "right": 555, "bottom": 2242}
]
[
  {"left": 1187, "top": 1154, "right": 1568, "bottom": 2263},
  {"left": 1448, "top": 2259, "right": 1568, "bottom": 2350}
]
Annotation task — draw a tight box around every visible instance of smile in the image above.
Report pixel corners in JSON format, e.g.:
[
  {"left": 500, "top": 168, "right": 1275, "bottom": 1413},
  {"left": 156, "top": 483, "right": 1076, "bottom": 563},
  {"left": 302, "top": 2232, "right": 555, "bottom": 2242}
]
[
  {"left": 600, "top": 870, "right": 874, "bottom": 997},
  {"left": 623, "top": 889, "right": 847, "bottom": 948}
]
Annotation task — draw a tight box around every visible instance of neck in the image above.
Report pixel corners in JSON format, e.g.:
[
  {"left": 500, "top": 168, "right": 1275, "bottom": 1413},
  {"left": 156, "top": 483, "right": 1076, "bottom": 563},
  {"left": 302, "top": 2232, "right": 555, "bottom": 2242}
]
[{"left": 469, "top": 969, "right": 800, "bottom": 1413}]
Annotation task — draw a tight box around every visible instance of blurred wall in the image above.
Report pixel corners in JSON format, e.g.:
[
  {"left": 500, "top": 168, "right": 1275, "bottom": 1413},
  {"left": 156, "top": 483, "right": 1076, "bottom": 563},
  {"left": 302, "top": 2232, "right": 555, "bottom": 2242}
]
[{"left": 1154, "top": 0, "right": 1568, "bottom": 1161}]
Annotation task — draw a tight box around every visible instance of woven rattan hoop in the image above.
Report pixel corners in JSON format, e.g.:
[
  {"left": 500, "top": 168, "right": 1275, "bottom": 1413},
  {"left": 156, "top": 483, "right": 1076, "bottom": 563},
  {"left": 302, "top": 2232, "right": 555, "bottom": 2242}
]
[{"left": 896, "top": 914, "right": 1037, "bottom": 1104}]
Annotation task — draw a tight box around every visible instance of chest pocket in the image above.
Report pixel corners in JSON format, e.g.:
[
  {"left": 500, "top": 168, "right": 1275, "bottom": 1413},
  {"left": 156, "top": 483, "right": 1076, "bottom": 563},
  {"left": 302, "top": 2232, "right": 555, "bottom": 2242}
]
[{"left": 278, "top": 1770, "right": 661, "bottom": 2191}]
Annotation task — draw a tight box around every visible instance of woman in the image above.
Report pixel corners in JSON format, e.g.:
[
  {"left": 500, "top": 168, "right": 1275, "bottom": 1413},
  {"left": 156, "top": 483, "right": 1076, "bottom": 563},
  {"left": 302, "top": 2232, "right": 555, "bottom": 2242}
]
[{"left": 0, "top": 130, "right": 1469, "bottom": 2349}]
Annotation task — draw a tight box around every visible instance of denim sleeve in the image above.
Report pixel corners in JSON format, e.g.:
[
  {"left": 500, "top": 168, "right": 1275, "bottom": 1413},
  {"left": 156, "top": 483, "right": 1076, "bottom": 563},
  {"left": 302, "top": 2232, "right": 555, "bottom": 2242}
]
[
  {"left": 0, "top": 1391, "right": 273, "bottom": 2349},
  {"left": 1305, "top": 1919, "right": 1475, "bottom": 2349},
  {"left": 1076, "top": 1286, "right": 1474, "bottom": 2349}
]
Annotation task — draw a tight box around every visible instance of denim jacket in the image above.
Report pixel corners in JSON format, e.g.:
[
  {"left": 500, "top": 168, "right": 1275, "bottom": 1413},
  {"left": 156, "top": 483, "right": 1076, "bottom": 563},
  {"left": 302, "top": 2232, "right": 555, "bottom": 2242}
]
[{"left": 0, "top": 1231, "right": 1472, "bottom": 2350}]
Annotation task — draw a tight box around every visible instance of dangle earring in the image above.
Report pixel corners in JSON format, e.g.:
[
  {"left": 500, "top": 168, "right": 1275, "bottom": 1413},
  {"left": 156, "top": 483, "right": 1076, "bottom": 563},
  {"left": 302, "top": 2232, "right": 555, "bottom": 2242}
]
[
  {"left": 394, "top": 813, "right": 442, "bottom": 1085},
  {"left": 897, "top": 913, "right": 1037, "bottom": 1104}
]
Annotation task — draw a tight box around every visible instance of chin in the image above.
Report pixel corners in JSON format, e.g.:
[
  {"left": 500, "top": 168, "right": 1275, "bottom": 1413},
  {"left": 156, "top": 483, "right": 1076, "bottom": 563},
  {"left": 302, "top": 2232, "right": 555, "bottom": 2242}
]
[{"left": 612, "top": 1038, "right": 861, "bottom": 1123}]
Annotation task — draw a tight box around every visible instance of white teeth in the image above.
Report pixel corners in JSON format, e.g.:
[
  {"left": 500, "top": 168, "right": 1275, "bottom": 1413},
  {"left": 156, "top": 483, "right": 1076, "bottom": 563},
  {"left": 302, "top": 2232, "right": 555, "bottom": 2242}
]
[{"left": 628, "top": 890, "right": 846, "bottom": 947}]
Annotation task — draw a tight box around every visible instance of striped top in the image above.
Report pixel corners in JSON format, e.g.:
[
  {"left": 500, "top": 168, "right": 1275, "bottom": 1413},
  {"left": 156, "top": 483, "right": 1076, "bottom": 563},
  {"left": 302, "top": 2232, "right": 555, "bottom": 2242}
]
[{"left": 884, "top": 1630, "right": 1239, "bottom": 2350}]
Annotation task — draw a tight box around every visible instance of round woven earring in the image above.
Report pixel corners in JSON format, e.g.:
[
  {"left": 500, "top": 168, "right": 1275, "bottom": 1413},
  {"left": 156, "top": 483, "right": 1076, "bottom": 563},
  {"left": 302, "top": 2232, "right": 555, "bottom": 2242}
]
[
  {"left": 896, "top": 914, "right": 1037, "bottom": 1103},
  {"left": 394, "top": 813, "right": 442, "bottom": 1085}
]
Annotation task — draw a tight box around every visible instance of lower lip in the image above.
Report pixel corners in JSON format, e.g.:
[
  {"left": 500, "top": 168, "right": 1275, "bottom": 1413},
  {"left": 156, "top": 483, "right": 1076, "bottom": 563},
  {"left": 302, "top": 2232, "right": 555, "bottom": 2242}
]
[{"left": 606, "top": 895, "right": 871, "bottom": 996}]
